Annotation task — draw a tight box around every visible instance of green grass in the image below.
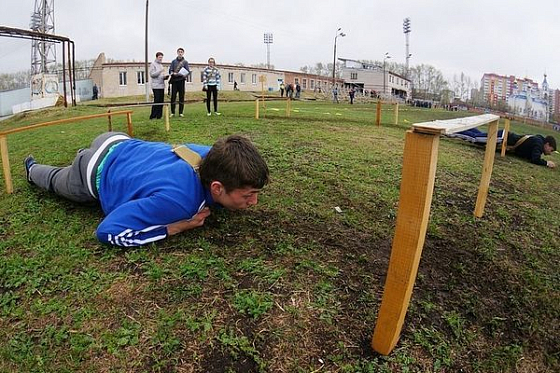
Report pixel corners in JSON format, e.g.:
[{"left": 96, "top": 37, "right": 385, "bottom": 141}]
[{"left": 0, "top": 95, "right": 559, "bottom": 372}]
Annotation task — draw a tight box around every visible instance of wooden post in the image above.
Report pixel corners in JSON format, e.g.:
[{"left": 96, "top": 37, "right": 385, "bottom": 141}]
[
  {"left": 376, "top": 100, "right": 382, "bottom": 127},
  {"left": 107, "top": 109, "right": 113, "bottom": 132},
  {"left": 255, "top": 99, "right": 259, "bottom": 119},
  {"left": 474, "top": 120, "right": 498, "bottom": 217},
  {"left": 500, "top": 118, "right": 510, "bottom": 157},
  {"left": 372, "top": 130, "right": 440, "bottom": 355},
  {"left": 394, "top": 103, "right": 399, "bottom": 125},
  {"left": 164, "top": 104, "right": 170, "bottom": 132},
  {"left": 286, "top": 98, "right": 291, "bottom": 117},
  {"left": 126, "top": 112, "right": 133, "bottom": 137},
  {"left": 0, "top": 135, "right": 13, "bottom": 194}
]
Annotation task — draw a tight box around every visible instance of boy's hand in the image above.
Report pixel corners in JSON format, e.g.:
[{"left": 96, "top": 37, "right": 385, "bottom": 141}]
[{"left": 167, "top": 207, "right": 211, "bottom": 235}]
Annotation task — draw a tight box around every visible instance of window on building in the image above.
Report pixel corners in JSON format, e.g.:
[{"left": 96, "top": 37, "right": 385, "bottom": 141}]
[
  {"left": 302, "top": 79, "right": 307, "bottom": 89},
  {"left": 240, "top": 73, "right": 246, "bottom": 84},
  {"left": 295, "top": 78, "right": 299, "bottom": 85},
  {"left": 119, "top": 72, "right": 127, "bottom": 86},
  {"left": 137, "top": 71, "right": 145, "bottom": 85},
  {"left": 200, "top": 71, "right": 205, "bottom": 82},
  {"left": 228, "top": 72, "right": 234, "bottom": 83},
  {"left": 252, "top": 74, "right": 257, "bottom": 84},
  {"left": 186, "top": 72, "right": 192, "bottom": 83},
  {"left": 351, "top": 72, "right": 358, "bottom": 80},
  {"left": 310, "top": 79, "right": 315, "bottom": 89}
]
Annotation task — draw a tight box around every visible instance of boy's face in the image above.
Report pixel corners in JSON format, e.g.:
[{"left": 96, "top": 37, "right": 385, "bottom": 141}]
[
  {"left": 210, "top": 183, "right": 261, "bottom": 210},
  {"left": 544, "top": 143, "right": 554, "bottom": 155}
]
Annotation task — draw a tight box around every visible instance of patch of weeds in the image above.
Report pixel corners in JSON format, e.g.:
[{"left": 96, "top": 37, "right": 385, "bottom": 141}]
[
  {"left": 312, "top": 280, "right": 339, "bottom": 323},
  {"left": 151, "top": 310, "right": 183, "bottom": 356},
  {"left": 474, "top": 344, "right": 523, "bottom": 372},
  {"left": 412, "top": 326, "right": 453, "bottom": 369},
  {"left": 443, "top": 311, "right": 473, "bottom": 342},
  {"left": 144, "top": 261, "right": 167, "bottom": 281},
  {"left": 216, "top": 328, "right": 267, "bottom": 372},
  {"left": 233, "top": 289, "right": 273, "bottom": 319},
  {"left": 237, "top": 258, "right": 285, "bottom": 284},
  {"left": 102, "top": 320, "right": 141, "bottom": 355}
]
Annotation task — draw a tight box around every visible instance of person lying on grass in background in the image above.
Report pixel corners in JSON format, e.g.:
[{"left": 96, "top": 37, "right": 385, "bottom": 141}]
[
  {"left": 24, "top": 133, "right": 269, "bottom": 246},
  {"left": 457, "top": 128, "right": 556, "bottom": 169}
]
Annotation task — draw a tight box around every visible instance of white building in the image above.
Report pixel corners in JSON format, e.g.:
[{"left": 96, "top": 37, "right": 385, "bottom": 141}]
[
  {"left": 339, "top": 58, "right": 411, "bottom": 100},
  {"left": 507, "top": 74, "right": 549, "bottom": 121}
]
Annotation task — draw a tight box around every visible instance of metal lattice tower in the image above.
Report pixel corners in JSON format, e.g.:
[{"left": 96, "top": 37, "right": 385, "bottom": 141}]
[{"left": 30, "top": 0, "right": 56, "bottom": 75}]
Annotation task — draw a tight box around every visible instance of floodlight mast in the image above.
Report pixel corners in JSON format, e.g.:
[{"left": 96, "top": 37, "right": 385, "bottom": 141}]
[
  {"left": 403, "top": 18, "right": 411, "bottom": 79},
  {"left": 264, "top": 32, "right": 273, "bottom": 69}
]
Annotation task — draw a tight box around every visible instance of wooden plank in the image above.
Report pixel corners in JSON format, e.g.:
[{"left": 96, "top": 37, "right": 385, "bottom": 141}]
[
  {"left": 372, "top": 130, "right": 440, "bottom": 355},
  {"left": 126, "top": 112, "right": 133, "bottom": 137},
  {"left": 376, "top": 100, "right": 381, "bottom": 127},
  {"left": 164, "top": 104, "right": 170, "bottom": 132},
  {"left": 501, "top": 119, "right": 510, "bottom": 157},
  {"left": 0, "top": 110, "right": 133, "bottom": 136},
  {"left": 107, "top": 109, "right": 113, "bottom": 132},
  {"left": 394, "top": 103, "right": 399, "bottom": 125},
  {"left": 413, "top": 113, "right": 499, "bottom": 135},
  {"left": 255, "top": 99, "right": 259, "bottom": 119},
  {"left": 474, "top": 120, "right": 498, "bottom": 217},
  {"left": 0, "top": 136, "right": 13, "bottom": 194}
]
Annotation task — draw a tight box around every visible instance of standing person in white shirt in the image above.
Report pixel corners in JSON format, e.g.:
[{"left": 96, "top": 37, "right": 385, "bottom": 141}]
[{"left": 149, "top": 52, "right": 168, "bottom": 119}]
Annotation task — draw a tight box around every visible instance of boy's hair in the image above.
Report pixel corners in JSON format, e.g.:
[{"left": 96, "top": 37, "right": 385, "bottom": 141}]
[
  {"left": 545, "top": 135, "right": 556, "bottom": 151},
  {"left": 199, "top": 135, "right": 269, "bottom": 192},
  {"left": 155, "top": 52, "right": 163, "bottom": 58},
  {"left": 177, "top": 47, "right": 184, "bottom": 53}
]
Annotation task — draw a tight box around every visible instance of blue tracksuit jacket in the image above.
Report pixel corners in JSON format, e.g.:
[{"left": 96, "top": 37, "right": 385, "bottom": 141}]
[{"left": 95, "top": 139, "right": 213, "bottom": 246}]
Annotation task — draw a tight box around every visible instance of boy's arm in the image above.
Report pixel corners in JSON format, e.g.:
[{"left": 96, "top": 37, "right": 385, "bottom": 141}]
[
  {"left": 96, "top": 195, "right": 197, "bottom": 246},
  {"left": 530, "top": 144, "right": 548, "bottom": 166}
]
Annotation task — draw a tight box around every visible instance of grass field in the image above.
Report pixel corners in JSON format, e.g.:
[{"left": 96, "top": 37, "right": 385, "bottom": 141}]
[{"left": 0, "top": 95, "right": 559, "bottom": 372}]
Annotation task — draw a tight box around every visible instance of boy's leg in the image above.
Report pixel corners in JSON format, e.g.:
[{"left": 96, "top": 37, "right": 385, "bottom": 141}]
[{"left": 29, "top": 132, "right": 129, "bottom": 203}]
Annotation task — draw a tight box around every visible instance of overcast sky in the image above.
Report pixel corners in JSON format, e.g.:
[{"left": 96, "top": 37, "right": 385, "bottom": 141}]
[{"left": 1, "top": 0, "right": 559, "bottom": 88}]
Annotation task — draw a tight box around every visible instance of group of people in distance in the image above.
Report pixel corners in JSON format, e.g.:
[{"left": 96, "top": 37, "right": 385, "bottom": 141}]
[{"left": 149, "top": 47, "right": 221, "bottom": 120}]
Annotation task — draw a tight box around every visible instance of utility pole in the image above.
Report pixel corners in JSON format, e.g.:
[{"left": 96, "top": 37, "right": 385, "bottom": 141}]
[{"left": 144, "top": 0, "right": 149, "bottom": 102}]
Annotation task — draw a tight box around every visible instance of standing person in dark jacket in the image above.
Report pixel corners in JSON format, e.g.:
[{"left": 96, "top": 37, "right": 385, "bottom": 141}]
[
  {"left": 149, "top": 52, "right": 168, "bottom": 119},
  {"left": 202, "top": 57, "right": 221, "bottom": 116},
  {"left": 23, "top": 134, "right": 269, "bottom": 246},
  {"left": 168, "top": 47, "right": 191, "bottom": 117}
]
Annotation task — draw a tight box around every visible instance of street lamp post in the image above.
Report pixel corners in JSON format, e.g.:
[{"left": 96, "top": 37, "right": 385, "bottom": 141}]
[
  {"left": 332, "top": 28, "right": 346, "bottom": 87},
  {"left": 144, "top": 0, "right": 149, "bottom": 102},
  {"left": 383, "top": 52, "right": 391, "bottom": 98}
]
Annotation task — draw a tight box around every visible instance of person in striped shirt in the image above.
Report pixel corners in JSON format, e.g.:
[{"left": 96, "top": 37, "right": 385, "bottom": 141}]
[{"left": 202, "top": 57, "right": 221, "bottom": 116}]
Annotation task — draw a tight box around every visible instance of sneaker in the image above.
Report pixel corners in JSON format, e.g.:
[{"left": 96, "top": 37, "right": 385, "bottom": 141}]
[
  {"left": 207, "top": 112, "right": 211, "bottom": 116},
  {"left": 24, "top": 155, "right": 36, "bottom": 183},
  {"left": 170, "top": 113, "right": 174, "bottom": 117},
  {"left": 215, "top": 112, "right": 221, "bottom": 116},
  {"left": 179, "top": 114, "right": 184, "bottom": 117}
]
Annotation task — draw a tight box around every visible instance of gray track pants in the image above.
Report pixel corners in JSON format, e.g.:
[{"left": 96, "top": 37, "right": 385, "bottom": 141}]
[{"left": 28, "top": 132, "right": 130, "bottom": 203}]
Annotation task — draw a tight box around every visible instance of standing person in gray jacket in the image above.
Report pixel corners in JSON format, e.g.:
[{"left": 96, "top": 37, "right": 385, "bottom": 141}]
[
  {"left": 149, "top": 52, "right": 168, "bottom": 119},
  {"left": 202, "top": 57, "right": 221, "bottom": 116}
]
